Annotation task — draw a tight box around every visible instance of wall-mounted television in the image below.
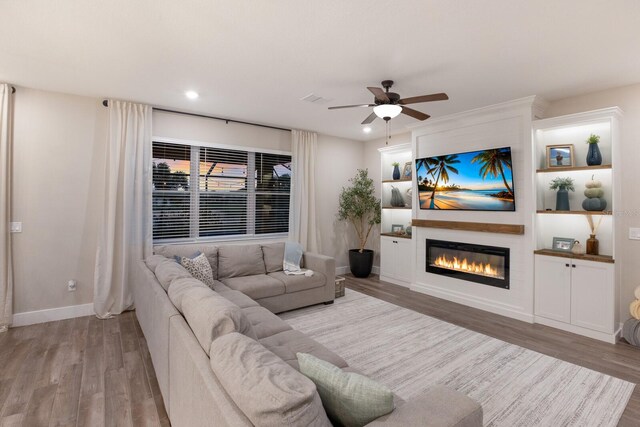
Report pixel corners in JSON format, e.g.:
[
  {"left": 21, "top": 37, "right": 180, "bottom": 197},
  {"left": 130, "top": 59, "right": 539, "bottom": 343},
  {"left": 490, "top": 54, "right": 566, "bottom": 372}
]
[{"left": 415, "top": 147, "right": 515, "bottom": 211}]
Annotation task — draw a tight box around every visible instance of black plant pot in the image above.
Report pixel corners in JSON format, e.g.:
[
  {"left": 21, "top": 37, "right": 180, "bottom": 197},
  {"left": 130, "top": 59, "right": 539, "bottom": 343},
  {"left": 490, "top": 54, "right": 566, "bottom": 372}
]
[{"left": 349, "top": 249, "right": 374, "bottom": 278}]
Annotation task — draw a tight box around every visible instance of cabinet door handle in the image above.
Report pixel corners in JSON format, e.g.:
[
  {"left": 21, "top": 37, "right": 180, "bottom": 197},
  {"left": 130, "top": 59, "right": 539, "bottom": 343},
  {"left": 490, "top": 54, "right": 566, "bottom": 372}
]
[
  {"left": 565, "top": 263, "right": 570, "bottom": 267},
  {"left": 572, "top": 264, "right": 576, "bottom": 268}
]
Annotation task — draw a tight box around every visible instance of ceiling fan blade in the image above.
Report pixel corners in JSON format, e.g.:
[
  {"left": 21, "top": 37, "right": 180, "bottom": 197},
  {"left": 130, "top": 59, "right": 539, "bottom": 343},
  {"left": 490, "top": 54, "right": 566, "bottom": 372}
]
[
  {"left": 399, "top": 93, "right": 449, "bottom": 105},
  {"left": 361, "top": 112, "right": 377, "bottom": 125},
  {"left": 401, "top": 107, "right": 430, "bottom": 121},
  {"left": 328, "top": 104, "right": 375, "bottom": 110},
  {"left": 367, "top": 87, "right": 390, "bottom": 103}
]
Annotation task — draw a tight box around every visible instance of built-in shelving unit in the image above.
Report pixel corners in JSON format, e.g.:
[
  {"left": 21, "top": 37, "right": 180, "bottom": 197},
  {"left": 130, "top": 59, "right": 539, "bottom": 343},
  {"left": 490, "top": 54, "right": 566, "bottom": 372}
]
[
  {"left": 536, "top": 210, "right": 612, "bottom": 216},
  {"left": 536, "top": 164, "right": 612, "bottom": 173},
  {"left": 378, "top": 143, "right": 414, "bottom": 287},
  {"left": 532, "top": 107, "right": 622, "bottom": 343}
]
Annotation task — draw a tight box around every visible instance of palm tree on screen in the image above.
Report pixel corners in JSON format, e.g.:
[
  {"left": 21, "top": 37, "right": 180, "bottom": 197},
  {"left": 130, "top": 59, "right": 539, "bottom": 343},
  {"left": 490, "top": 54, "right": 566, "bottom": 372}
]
[
  {"left": 425, "top": 155, "right": 460, "bottom": 209},
  {"left": 470, "top": 149, "right": 513, "bottom": 197}
]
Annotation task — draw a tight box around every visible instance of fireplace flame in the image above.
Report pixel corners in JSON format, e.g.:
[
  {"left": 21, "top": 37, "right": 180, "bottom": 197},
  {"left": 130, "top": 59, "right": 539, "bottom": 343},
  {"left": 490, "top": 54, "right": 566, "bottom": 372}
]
[{"left": 433, "top": 254, "right": 502, "bottom": 278}]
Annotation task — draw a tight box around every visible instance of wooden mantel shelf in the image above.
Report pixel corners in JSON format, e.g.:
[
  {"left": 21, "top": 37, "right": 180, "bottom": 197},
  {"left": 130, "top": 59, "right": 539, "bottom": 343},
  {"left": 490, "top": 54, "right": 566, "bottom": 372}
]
[{"left": 411, "top": 219, "right": 525, "bottom": 235}]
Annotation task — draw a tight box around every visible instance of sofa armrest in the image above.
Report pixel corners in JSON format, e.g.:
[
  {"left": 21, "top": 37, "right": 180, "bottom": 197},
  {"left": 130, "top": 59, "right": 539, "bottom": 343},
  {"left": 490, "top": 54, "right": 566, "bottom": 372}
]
[
  {"left": 365, "top": 386, "right": 482, "bottom": 427},
  {"left": 302, "top": 252, "right": 336, "bottom": 302}
]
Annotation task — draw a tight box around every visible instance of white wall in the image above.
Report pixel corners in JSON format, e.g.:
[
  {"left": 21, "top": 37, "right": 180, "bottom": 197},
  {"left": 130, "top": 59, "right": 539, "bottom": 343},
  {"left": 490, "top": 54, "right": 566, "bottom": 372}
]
[
  {"left": 12, "top": 88, "right": 107, "bottom": 314},
  {"left": 409, "top": 98, "right": 538, "bottom": 322},
  {"left": 315, "top": 134, "right": 365, "bottom": 268},
  {"left": 544, "top": 83, "right": 640, "bottom": 320}
]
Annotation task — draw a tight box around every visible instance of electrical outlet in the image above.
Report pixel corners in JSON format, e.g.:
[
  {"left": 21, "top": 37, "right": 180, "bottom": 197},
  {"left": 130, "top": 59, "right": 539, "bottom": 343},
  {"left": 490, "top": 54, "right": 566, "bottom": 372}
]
[
  {"left": 67, "top": 280, "right": 77, "bottom": 292},
  {"left": 10, "top": 222, "right": 22, "bottom": 233},
  {"left": 629, "top": 228, "right": 640, "bottom": 240}
]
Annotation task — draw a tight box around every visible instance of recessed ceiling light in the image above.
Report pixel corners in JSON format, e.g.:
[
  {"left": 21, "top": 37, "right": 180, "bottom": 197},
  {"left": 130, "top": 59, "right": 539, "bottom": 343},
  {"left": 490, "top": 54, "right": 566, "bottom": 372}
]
[
  {"left": 185, "top": 90, "right": 199, "bottom": 100},
  {"left": 363, "top": 126, "right": 372, "bottom": 134}
]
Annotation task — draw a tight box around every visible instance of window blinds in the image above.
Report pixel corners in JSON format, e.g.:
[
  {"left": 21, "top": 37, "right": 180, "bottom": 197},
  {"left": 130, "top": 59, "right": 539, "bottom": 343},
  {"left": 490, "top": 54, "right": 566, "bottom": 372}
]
[{"left": 152, "top": 142, "right": 291, "bottom": 241}]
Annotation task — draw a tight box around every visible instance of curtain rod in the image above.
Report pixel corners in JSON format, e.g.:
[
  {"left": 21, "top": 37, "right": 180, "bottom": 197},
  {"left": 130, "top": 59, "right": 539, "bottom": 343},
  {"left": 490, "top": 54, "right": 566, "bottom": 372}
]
[{"left": 101, "top": 100, "right": 291, "bottom": 132}]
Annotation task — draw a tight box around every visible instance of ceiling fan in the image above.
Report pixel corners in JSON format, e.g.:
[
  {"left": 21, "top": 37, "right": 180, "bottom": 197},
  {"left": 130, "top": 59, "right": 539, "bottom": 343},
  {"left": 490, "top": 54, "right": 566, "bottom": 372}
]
[{"left": 328, "top": 80, "right": 449, "bottom": 125}]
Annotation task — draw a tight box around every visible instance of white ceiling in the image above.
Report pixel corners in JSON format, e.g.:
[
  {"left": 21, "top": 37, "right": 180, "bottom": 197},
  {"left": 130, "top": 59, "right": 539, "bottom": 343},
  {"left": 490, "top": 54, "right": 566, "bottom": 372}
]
[{"left": 1, "top": 1, "right": 639, "bottom": 141}]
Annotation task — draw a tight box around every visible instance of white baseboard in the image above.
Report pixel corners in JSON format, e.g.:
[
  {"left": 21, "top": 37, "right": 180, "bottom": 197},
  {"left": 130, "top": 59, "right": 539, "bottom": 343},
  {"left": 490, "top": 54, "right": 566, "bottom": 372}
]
[
  {"left": 12, "top": 303, "right": 94, "bottom": 327},
  {"left": 335, "top": 266, "right": 380, "bottom": 276},
  {"left": 534, "top": 316, "right": 619, "bottom": 344},
  {"left": 411, "top": 281, "right": 534, "bottom": 324}
]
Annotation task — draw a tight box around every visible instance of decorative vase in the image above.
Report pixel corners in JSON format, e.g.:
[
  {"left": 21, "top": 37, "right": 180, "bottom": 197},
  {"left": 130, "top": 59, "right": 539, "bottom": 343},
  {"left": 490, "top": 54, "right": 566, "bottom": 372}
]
[
  {"left": 392, "top": 165, "right": 400, "bottom": 180},
  {"left": 555, "top": 187, "right": 570, "bottom": 211},
  {"left": 586, "top": 143, "right": 602, "bottom": 166},
  {"left": 586, "top": 234, "right": 599, "bottom": 255},
  {"left": 571, "top": 241, "right": 585, "bottom": 255},
  {"left": 390, "top": 186, "right": 405, "bottom": 207}
]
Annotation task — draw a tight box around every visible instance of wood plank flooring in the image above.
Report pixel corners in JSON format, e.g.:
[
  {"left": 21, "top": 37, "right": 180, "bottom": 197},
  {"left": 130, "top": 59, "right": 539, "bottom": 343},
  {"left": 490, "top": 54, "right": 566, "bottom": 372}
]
[
  {"left": 0, "top": 312, "right": 169, "bottom": 427},
  {"left": 1, "top": 275, "right": 638, "bottom": 426},
  {"left": 344, "top": 274, "right": 640, "bottom": 427}
]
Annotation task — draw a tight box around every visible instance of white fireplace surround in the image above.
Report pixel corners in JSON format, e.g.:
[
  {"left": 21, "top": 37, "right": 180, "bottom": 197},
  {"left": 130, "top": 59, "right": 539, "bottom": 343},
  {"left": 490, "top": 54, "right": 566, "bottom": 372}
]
[{"left": 408, "top": 97, "right": 546, "bottom": 323}]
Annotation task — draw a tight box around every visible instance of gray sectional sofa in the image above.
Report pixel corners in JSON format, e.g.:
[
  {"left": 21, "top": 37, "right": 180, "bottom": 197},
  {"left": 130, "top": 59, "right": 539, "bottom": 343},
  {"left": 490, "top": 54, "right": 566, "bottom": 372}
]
[{"left": 134, "top": 241, "right": 483, "bottom": 427}]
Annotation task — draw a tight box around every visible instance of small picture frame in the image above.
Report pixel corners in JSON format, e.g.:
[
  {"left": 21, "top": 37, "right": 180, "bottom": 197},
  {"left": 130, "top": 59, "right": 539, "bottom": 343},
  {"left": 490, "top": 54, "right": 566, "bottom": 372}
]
[
  {"left": 402, "top": 162, "right": 412, "bottom": 179},
  {"left": 552, "top": 237, "right": 575, "bottom": 252},
  {"left": 391, "top": 224, "right": 404, "bottom": 234},
  {"left": 546, "top": 144, "right": 574, "bottom": 168}
]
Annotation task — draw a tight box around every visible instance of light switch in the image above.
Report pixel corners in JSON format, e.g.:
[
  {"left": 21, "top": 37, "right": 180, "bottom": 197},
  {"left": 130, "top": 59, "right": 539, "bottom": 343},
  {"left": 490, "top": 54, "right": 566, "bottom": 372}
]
[
  {"left": 10, "top": 222, "right": 22, "bottom": 233},
  {"left": 629, "top": 227, "right": 640, "bottom": 240}
]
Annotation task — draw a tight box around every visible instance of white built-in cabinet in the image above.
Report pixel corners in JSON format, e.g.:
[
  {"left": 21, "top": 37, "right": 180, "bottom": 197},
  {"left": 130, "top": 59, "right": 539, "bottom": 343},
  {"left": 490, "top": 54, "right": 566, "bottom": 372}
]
[
  {"left": 378, "top": 143, "right": 414, "bottom": 287},
  {"left": 380, "top": 237, "right": 412, "bottom": 284},
  {"left": 533, "top": 108, "right": 622, "bottom": 343},
  {"left": 535, "top": 255, "right": 615, "bottom": 338}
]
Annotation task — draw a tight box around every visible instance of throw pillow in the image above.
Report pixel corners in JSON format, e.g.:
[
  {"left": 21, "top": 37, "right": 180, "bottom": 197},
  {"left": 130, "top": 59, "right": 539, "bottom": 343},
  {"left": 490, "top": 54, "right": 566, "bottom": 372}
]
[
  {"left": 297, "top": 352, "right": 395, "bottom": 427},
  {"left": 179, "top": 252, "right": 216, "bottom": 289}
]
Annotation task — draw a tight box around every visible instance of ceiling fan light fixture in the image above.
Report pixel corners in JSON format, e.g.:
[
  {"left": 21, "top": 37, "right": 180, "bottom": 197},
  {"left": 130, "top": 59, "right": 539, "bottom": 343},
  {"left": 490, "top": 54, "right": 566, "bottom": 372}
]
[{"left": 373, "top": 104, "right": 402, "bottom": 119}]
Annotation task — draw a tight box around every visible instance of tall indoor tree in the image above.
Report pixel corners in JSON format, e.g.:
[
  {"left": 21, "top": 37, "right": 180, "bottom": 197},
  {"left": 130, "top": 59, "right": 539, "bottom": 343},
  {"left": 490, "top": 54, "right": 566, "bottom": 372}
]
[{"left": 338, "top": 169, "right": 381, "bottom": 277}]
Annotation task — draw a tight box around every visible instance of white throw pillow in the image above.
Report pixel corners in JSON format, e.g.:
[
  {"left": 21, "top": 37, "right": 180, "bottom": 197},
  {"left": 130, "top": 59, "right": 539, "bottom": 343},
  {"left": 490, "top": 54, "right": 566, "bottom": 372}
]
[{"left": 179, "top": 252, "right": 215, "bottom": 289}]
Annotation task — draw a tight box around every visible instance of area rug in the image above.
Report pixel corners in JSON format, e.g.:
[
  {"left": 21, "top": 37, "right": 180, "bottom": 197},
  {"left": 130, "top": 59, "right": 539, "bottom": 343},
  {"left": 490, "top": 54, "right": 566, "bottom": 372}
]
[{"left": 279, "top": 290, "right": 635, "bottom": 427}]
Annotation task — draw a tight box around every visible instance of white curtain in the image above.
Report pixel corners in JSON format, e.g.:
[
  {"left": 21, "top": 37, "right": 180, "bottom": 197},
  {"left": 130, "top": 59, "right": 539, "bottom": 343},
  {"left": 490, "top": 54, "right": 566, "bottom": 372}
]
[
  {"left": 289, "top": 130, "right": 319, "bottom": 252},
  {"left": 93, "top": 101, "right": 152, "bottom": 319},
  {"left": 0, "top": 84, "right": 13, "bottom": 332}
]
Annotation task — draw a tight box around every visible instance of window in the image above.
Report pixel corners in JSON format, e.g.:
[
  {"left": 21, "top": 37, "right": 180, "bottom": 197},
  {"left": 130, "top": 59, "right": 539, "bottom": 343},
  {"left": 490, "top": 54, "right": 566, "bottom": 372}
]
[{"left": 152, "top": 141, "right": 291, "bottom": 242}]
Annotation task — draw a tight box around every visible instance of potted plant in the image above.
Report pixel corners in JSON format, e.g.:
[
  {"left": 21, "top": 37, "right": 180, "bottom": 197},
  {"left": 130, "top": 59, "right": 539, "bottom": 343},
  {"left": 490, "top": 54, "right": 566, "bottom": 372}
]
[
  {"left": 586, "top": 133, "right": 602, "bottom": 166},
  {"left": 549, "top": 177, "right": 575, "bottom": 211},
  {"left": 338, "top": 169, "right": 381, "bottom": 277},
  {"left": 392, "top": 162, "right": 401, "bottom": 180}
]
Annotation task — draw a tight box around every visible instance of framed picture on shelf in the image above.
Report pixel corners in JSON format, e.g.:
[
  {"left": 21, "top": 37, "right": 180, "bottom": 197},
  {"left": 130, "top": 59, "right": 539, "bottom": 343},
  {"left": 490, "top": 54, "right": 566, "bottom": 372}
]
[
  {"left": 391, "top": 224, "right": 404, "bottom": 234},
  {"left": 552, "top": 237, "right": 575, "bottom": 252},
  {"left": 546, "top": 144, "right": 574, "bottom": 168},
  {"left": 402, "top": 162, "right": 412, "bottom": 179}
]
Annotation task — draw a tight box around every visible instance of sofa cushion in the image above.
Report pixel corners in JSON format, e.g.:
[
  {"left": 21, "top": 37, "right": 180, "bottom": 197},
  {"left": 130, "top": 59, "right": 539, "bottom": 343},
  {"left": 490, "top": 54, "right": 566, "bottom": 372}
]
[
  {"left": 154, "top": 244, "right": 219, "bottom": 279},
  {"left": 268, "top": 271, "right": 326, "bottom": 294},
  {"left": 260, "top": 330, "right": 348, "bottom": 371},
  {"left": 241, "top": 306, "right": 292, "bottom": 339},
  {"left": 178, "top": 252, "right": 216, "bottom": 289},
  {"left": 217, "top": 289, "right": 260, "bottom": 309},
  {"left": 217, "top": 244, "right": 266, "bottom": 278},
  {"left": 366, "top": 385, "right": 483, "bottom": 427},
  {"left": 145, "top": 254, "right": 169, "bottom": 273},
  {"left": 262, "top": 242, "right": 285, "bottom": 273},
  {"left": 167, "top": 277, "right": 210, "bottom": 312},
  {"left": 155, "top": 259, "right": 192, "bottom": 292},
  {"left": 209, "top": 333, "right": 331, "bottom": 427},
  {"left": 182, "top": 287, "right": 257, "bottom": 354},
  {"left": 220, "top": 274, "right": 285, "bottom": 300},
  {"left": 297, "top": 353, "right": 395, "bottom": 427}
]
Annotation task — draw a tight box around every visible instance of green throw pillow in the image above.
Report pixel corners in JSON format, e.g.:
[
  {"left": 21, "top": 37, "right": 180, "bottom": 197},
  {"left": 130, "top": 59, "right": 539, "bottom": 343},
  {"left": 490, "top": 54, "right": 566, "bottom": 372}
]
[{"left": 297, "top": 352, "right": 395, "bottom": 427}]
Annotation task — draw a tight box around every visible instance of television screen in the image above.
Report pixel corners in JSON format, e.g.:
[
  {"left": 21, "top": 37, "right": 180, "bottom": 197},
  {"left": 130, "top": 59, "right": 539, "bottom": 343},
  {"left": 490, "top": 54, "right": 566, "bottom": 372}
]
[{"left": 415, "top": 147, "right": 515, "bottom": 211}]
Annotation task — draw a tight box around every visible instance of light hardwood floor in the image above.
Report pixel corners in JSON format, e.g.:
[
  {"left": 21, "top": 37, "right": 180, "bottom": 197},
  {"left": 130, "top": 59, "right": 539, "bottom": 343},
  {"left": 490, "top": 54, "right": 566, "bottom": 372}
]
[
  {"left": 0, "top": 311, "right": 169, "bottom": 427},
  {"left": 1, "top": 275, "right": 639, "bottom": 426}
]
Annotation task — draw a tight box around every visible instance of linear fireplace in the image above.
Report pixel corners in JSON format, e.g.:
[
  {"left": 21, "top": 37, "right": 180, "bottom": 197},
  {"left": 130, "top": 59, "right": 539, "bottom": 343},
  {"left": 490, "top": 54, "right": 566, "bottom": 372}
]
[{"left": 425, "top": 239, "right": 510, "bottom": 289}]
